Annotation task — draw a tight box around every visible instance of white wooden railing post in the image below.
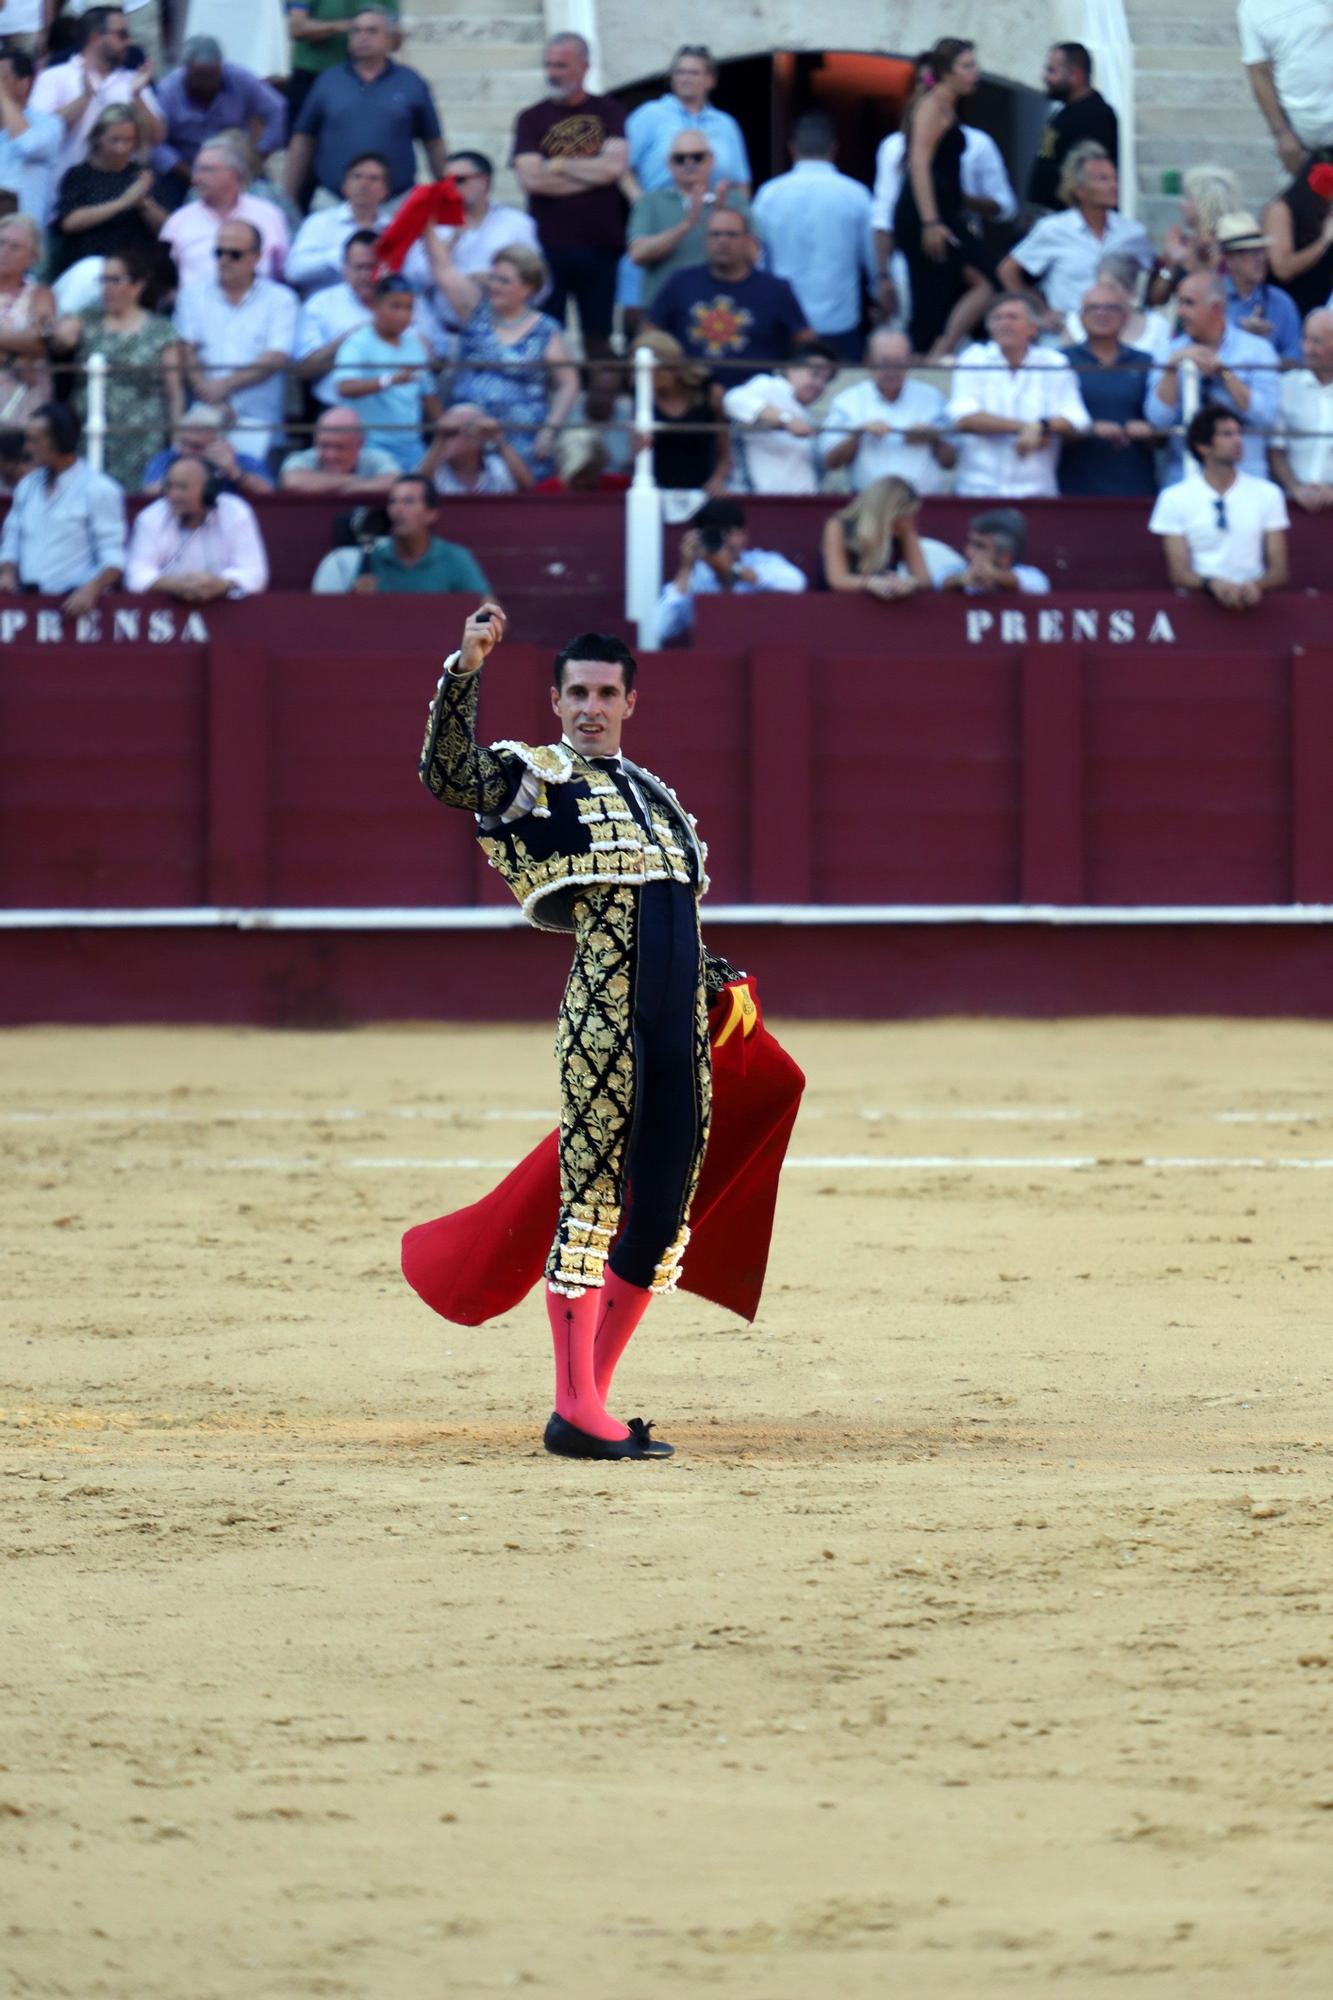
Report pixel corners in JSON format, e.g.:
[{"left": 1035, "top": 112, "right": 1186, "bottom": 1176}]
[
  {"left": 625, "top": 343, "right": 661, "bottom": 649},
  {"left": 85, "top": 352, "right": 107, "bottom": 476}
]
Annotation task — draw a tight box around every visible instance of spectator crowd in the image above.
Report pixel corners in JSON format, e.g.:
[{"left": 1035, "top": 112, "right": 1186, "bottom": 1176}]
[{"left": 0, "top": 10, "right": 1326, "bottom": 611}]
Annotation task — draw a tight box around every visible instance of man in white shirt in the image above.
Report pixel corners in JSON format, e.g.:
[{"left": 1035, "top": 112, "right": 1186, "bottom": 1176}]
[
  {"left": 1238, "top": 0, "right": 1333, "bottom": 175},
  {"left": 998, "top": 144, "right": 1154, "bottom": 320},
  {"left": 936, "top": 509, "right": 1052, "bottom": 595},
  {"left": 124, "top": 452, "right": 270, "bottom": 599},
  {"left": 30, "top": 7, "right": 164, "bottom": 201},
  {"left": 403, "top": 147, "right": 541, "bottom": 339},
  {"left": 872, "top": 124, "right": 1016, "bottom": 327},
  {"left": 722, "top": 343, "right": 838, "bottom": 493},
  {"left": 175, "top": 219, "right": 298, "bottom": 462},
  {"left": 656, "top": 498, "right": 806, "bottom": 643},
  {"left": 1269, "top": 305, "right": 1333, "bottom": 508},
  {"left": 948, "top": 295, "right": 1091, "bottom": 497},
  {"left": 1150, "top": 406, "right": 1289, "bottom": 606},
  {"left": 285, "top": 151, "right": 393, "bottom": 297},
  {"left": 0, "top": 53, "right": 62, "bottom": 223},
  {"left": 821, "top": 328, "right": 957, "bottom": 494},
  {"left": 160, "top": 137, "right": 288, "bottom": 290},
  {"left": 749, "top": 112, "right": 873, "bottom": 355}
]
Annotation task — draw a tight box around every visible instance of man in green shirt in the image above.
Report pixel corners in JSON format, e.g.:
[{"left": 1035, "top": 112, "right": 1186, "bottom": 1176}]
[
  {"left": 353, "top": 473, "right": 491, "bottom": 594},
  {"left": 288, "top": 0, "right": 402, "bottom": 123}
]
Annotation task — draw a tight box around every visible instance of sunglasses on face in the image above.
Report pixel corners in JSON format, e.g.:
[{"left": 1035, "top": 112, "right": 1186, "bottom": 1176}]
[
  {"left": 672, "top": 152, "right": 708, "bottom": 164},
  {"left": 215, "top": 246, "right": 249, "bottom": 260}
]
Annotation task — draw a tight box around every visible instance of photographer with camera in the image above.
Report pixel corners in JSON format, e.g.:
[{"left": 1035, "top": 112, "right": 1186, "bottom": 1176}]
[
  {"left": 656, "top": 496, "right": 806, "bottom": 644},
  {"left": 123, "top": 449, "right": 269, "bottom": 599}
]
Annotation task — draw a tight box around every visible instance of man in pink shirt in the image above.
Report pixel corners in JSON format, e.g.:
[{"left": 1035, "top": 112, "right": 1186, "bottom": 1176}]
[
  {"left": 124, "top": 454, "right": 270, "bottom": 599},
  {"left": 160, "top": 137, "right": 288, "bottom": 288}
]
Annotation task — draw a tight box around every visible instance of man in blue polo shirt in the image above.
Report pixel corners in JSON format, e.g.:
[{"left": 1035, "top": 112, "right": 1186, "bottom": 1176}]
[
  {"left": 646, "top": 205, "right": 808, "bottom": 390},
  {"left": 284, "top": 6, "right": 447, "bottom": 205}
]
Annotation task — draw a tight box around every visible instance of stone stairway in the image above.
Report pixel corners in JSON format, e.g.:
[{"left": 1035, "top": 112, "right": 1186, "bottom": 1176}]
[
  {"left": 402, "top": 0, "right": 547, "bottom": 203},
  {"left": 1126, "top": 0, "right": 1282, "bottom": 239}
]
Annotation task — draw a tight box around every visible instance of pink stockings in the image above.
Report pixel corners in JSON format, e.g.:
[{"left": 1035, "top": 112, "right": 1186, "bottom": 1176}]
[
  {"left": 545, "top": 1272, "right": 654, "bottom": 1440},
  {"left": 593, "top": 1269, "right": 653, "bottom": 1402}
]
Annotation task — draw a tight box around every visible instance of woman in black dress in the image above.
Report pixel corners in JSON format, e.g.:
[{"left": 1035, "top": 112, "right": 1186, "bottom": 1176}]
[
  {"left": 53, "top": 105, "right": 169, "bottom": 280},
  {"left": 893, "top": 39, "right": 996, "bottom": 359},
  {"left": 1264, "top": 165, "right": 1333, "bottom": 320},
  {"left": 632, "top": 328, "right": 730, "bottom": 493}
]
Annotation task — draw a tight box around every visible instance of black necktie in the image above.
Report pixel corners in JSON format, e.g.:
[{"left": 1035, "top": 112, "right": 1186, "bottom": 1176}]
[{"left": 590, "top": 757, "right": 650, "bottom": 831}]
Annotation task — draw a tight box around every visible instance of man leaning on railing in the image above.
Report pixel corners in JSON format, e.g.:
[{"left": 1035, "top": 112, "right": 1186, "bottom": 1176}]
[{"left": 0, "top": 401, "right": 125, "bottom": 617}]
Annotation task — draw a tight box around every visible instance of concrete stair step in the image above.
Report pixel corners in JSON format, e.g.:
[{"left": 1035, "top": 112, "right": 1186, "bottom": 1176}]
[
  {"left": 422, "top": 42, "right": 545, "bottom": 71},
  {"left": 433, "top": 68, "right": 545, "bottom": 105},
  {"left": 408, "top": 15, "right": 545, "bottom": 45},
  {"left": 1122, "top": 7, "right": 1242, "bottom": 42}
]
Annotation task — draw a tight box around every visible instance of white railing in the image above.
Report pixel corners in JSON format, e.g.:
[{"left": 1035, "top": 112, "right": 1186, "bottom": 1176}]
[
  {"left": 85, "top": 351, "right": 107, "bottom": 477},
  {"left": 624, "top": 343, "right": 661, "bottom": 648},
  {"left": 1075, "top": 0, "right": 1138, "bottom": 220}
]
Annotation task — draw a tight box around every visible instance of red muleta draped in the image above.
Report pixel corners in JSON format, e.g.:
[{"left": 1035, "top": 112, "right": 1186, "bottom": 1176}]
[{"left": 400, "top": 978, "right": 805, "bottom": 1326}]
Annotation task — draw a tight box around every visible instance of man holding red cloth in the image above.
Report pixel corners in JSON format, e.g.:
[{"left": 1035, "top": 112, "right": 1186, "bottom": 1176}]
[{"left": 402, "top": 605, "right": 803, "bottom": 1461}]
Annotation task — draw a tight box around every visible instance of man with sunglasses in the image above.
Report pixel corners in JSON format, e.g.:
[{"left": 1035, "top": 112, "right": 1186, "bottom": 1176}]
[
  {"left": 1149, "top": 407, "right": 1289, "bottom": 608},
  {"left": 627, "top": 131, "right": 750, "bottom": 311},
  {"left": 175, "top": 218, "right": 298, "bottom": 463}
]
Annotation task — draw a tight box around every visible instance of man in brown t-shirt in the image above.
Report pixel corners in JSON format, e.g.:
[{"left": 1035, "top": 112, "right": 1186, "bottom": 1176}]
[{"left": 511, "top": 32, "right": 635, "bottom": 419}]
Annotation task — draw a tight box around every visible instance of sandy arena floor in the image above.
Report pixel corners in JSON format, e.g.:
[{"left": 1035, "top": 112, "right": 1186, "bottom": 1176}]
[{"left": 3, "top": 1019, "right": 1333, "bottom": 1999}]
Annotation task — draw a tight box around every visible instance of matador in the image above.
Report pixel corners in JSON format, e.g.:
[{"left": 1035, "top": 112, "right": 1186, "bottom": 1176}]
[{"left": 403, "top": 603, "right": 803, "bottom": 1462}]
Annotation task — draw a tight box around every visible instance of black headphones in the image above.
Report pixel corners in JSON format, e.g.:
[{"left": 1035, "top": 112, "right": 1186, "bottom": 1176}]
[
  {"left": 177, "top": 454, "right": 229, "bottom": 510},
  {"left": 201, "top": 464, "right": 229, "bottom": 511}
]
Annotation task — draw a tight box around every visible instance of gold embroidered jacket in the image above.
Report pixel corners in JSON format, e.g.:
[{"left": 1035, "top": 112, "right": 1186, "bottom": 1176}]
[{"left": 419, "top": 662, "right": 736, "bottom": 1297}]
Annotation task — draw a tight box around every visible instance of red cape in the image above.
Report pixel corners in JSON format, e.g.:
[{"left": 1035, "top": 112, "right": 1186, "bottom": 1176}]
[{"left": 401, "top": 980, "right": 804, "bottom": 1325}]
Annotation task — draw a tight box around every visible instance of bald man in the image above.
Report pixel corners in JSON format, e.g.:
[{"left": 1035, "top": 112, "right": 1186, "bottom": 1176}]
[
  {"left": 1146, "top": 271, "right": 1282, "bottom": 479},
  {"left": 1270, "top": 307, "right": 1333, "bottom": 510},
  {"left": 820, "top": 328, "right": 957, "bottom": 493},
  {"left": 279, "top": 405, "right": 402, "bottom": 494}
]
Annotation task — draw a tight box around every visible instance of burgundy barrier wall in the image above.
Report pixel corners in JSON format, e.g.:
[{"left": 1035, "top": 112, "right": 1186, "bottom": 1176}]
[
  {"left": 3, "top": 493, "right": 1326, "bottom": 614},
  {"left": 5, "top": 588, "right": 1333, "bottom": 1021}
]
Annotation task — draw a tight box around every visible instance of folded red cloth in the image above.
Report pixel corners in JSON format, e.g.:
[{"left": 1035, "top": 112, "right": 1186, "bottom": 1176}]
[
  {"left": 375, "top": 179, "right": 466, "bottom": 272},
  {"left": 400, "top": 978, "right": 805, "bottom": 1326}
]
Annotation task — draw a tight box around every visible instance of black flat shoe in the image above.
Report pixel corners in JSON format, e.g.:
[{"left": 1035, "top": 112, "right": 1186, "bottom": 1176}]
[{"left": 543, "top": 1413, "right": 675, "bottom": 1460}]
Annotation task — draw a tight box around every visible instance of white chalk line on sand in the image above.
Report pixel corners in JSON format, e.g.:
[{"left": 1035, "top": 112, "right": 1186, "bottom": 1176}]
[
  {"left": 5, "top": 1105, "right": 1332, "bottom": 1128},
  {"left": 13, "top": 1152, "right": 1333, "bottom": 1175}
]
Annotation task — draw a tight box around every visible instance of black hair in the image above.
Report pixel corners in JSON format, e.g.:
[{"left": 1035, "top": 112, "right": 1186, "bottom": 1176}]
[
  {"left": 692, "top": 498, "right": 745, "bottom": 534},
  {"left": 447, "top": 149, "right": 493, "bottom": 179},
  {"left": 0, "top": 50, "right": 34, "bottom": 81},
  {"left": 792, "top": 337, "right": 841, "bottom": 371},
  {"left": 33, "top": 401, "right": 81, "bottom": 456},
  {"left": 970, "top": 507, "right": 1028, "bottom": 561},
  {"left": 390, "top": 472, "right": 435, "bottom": 505},
  {"left": 0, "top": 425, "right": 25, "bottom": 462},
  {"left": 791, "top": 111, "right": 836, "bottom": 158},
  {"left": 1053, "top": 41, "right": 1093, "bottom": 79},
  {"left": 374, "top": 273, "right": 413, "bottom": 297},
  {"left": 1187, "top": 406, "right": 1243, "bottom": 462},
  {"left": 345, "top": 151, "right": 391, "bottom": 180},
  {"left": 552, "top": 631, "right": 638, "bottom": 693},
  {"left": 81, "top": 7, "right": 123, "bottom": 44},
  {"left": 344, "top": 227, "right": 379, "bottom": 254}
]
